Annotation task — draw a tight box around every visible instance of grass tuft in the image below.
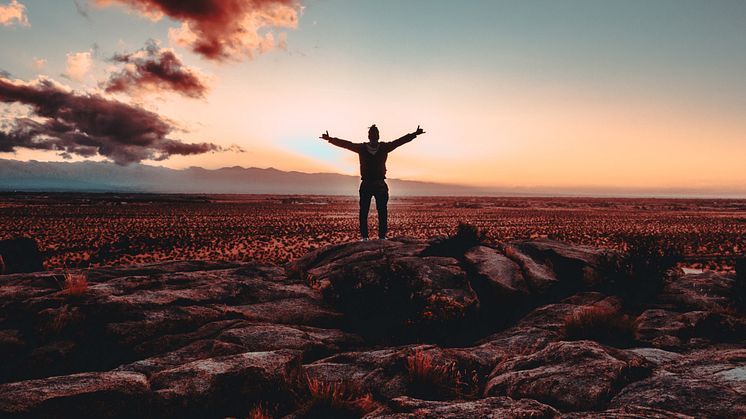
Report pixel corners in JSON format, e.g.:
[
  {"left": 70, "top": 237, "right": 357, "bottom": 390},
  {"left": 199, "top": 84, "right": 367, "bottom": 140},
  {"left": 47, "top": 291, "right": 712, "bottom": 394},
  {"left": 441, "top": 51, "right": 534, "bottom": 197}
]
[
  {"left": 406, "top": 348, "right": 479, "bottom": 400},
  {"left": 563, "top": 305, "right": 637, "bottom": 347},
  {"left": 301, "top": 376, "right": 379, "bottom": 419},
  {"left": 61, "top": 272, "right": 88, "bottom": 296}
]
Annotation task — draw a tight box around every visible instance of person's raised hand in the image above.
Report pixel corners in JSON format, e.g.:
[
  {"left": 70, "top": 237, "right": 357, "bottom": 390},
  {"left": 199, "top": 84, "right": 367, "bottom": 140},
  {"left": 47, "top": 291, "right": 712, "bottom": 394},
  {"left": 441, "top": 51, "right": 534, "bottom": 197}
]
[
  {"left": 320, "top": 130, "right": 331, "bottom": 141},
  {"left": 414, "top": 125, "right": 425, "bottom": 136}
]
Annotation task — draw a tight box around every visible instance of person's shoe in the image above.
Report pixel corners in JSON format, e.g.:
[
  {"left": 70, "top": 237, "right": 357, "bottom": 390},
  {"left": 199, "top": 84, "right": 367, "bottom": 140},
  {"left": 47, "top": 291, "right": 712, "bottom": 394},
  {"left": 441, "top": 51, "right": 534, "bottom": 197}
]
[
  {"left": 360, "top": 238, "right": 369, "bottom": 242},
  {"left": 378, "top": 237, "right": 387, "bottom": 240}
]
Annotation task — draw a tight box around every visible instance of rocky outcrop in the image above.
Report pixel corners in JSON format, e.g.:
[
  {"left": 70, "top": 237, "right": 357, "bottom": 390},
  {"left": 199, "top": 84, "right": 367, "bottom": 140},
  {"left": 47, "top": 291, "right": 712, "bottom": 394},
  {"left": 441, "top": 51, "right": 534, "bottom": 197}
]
[{"left": 0, "top": 238, "right": 743, "bottom": 418}]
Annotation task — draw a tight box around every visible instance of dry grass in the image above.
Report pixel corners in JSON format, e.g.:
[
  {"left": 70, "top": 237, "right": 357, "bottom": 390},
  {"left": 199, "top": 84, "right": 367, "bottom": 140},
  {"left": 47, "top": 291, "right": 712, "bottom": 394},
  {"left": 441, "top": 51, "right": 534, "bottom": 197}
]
[
  {"left": 302, "top": 376, "right": 379, "bottom": 419},
  {"left": 563, "top": 305, "right": 637, "bottom": 347},
  {"left": 61, "top": 272, "right": 88, "bottom": 296},
  {"left": 406, "top": 348, "right": 478, "bottom": 400},
  {"left": 3, "top": 195, "right": 739, "bottom": 271}
]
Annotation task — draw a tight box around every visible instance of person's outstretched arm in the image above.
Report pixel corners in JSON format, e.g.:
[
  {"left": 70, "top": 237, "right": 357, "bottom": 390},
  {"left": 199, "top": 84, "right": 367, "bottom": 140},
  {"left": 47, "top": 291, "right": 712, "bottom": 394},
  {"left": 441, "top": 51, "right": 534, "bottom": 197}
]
[
  {"left": 386, "top": 125, "right": 426, "bottom": 152},
  {"left": 320, "top": 130, "right": 360, "bottom": 152}
]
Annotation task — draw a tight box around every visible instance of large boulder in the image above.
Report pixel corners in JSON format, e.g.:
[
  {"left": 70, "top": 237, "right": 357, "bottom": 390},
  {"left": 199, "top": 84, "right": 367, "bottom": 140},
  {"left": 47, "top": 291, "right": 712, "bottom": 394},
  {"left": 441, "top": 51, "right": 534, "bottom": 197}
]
[
  {"left": 0, "top": 238, "right": 44, "bottom": 275},
  {"left": 288, "top": 240, "right": 479, "bottom": 343},
  {"left": 635, "top": 309, "right": 746, "bottom": 350},
  {"left": 511, "top": 239, "right": 618, "bottom": 289},
  {"left": 484, "top": 340, "right": 653, "bottom": 412},
  {"left": 657, "top": 271, "right": 739, "bottom": 312},
  {"left": 609, "top": 348, "right": 746, "bottom": 418}
]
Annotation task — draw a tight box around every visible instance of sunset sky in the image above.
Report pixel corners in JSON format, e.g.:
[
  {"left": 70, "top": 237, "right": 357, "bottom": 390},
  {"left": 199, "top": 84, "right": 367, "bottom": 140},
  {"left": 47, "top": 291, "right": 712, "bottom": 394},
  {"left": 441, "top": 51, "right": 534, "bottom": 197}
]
[{"left": 1, "top": 0, "right": 745, "bottom": 196}]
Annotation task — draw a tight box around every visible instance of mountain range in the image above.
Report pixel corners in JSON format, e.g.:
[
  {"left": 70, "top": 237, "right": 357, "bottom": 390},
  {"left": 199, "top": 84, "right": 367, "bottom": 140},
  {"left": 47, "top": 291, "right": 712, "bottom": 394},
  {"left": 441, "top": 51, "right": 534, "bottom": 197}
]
[
  {"left": 1, "top": 159, "right": 744, "bottom": 198},
  {"left": 0, "top": 159, "right": 480, "bottom": 196}
]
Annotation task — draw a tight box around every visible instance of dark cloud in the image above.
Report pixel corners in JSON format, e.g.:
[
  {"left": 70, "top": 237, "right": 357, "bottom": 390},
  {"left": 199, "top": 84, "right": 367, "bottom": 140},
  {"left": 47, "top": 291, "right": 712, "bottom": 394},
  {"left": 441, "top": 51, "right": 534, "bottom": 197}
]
[
  {"left": 97, "top": 0, "right": 301, "bottom": 61},
  {"left": 0, "top": 76, "right": 234, "bottom": 164},
  {"left": 104, "top": 40, "right": 209, "bottom": 98}
]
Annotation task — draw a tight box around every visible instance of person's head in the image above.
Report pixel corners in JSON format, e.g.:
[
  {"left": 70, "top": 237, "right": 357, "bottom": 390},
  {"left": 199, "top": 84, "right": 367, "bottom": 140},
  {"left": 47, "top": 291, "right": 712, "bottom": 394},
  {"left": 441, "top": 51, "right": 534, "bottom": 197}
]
[{"left": 368, "top": 124, "right": 379, "bottom": 143}]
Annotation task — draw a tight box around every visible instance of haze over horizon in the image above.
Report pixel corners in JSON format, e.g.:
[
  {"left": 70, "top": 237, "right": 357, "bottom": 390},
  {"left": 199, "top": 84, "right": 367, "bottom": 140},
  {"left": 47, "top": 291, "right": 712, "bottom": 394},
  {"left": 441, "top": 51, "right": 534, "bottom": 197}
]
[{"left": 1, "top": 1, "right": 745, "bottom": 197}]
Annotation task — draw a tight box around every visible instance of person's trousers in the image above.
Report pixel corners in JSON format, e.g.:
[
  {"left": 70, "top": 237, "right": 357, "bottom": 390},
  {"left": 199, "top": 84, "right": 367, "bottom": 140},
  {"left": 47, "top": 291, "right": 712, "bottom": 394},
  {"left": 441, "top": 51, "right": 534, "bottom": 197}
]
[{"left": 359, "top": 180, "right": 389, "bottom": 239}]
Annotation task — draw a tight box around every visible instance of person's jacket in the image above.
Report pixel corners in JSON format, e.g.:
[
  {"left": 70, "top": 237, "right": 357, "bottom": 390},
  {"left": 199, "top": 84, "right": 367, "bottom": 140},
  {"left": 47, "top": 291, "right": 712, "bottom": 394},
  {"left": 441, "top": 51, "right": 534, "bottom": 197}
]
[{"left": 327, "top": 133, "right": 416, "bottom": 181}]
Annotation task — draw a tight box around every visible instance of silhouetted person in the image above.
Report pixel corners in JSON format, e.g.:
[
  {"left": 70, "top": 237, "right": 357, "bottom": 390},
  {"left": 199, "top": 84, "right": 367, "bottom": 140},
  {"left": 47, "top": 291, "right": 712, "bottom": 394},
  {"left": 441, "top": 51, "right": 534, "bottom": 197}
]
[{"left": 321, "top": 124, "right": 426, "bottom": 240}]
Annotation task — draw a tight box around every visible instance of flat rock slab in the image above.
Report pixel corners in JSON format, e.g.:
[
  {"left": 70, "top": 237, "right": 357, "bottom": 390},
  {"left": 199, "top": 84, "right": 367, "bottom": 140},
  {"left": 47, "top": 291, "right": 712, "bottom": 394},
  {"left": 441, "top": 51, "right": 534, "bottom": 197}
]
[
  {"left": 376, "top": 396, "right": 560, "bottom": 418},
  {"left": 609, "top": 348, "right": 746, "bottom": 418},
  {"left": 484, "top": 340, "right": 653, "bottom": 412},
  {"left": 0, "top": 371, "right": 150, "bottom": 418},
  {"left": 150, "top": 349, "right": 301, "bottom": 417}
]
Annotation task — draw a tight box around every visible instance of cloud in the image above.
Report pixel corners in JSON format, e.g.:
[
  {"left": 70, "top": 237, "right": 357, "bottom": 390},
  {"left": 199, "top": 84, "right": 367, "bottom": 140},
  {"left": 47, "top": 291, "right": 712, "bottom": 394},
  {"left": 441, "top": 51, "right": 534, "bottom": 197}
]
[
  {"left": 64, "top": 50, "right": 93, "bottom": 81},
  {"left": 32, "top": 57, "right": 46, "bottom": 71},
  {"left": 104, "top": 40, "right": 209, "bottom": 98},
  {"left": 0, "top": 75, "right": 235, "bottom": 164},
  {"left": 0, "top": 0, "right": 28, "bottom": 27},
  {"left": 96, "top": 0, "right": 301, "bottom": 61}
]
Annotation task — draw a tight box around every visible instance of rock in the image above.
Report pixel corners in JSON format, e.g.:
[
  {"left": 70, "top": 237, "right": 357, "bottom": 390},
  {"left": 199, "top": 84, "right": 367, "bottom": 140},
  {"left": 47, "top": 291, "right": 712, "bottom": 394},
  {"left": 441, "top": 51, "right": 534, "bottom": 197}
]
[
  {"left": 304, "top": 344, "right": 492, "bottom": 401},
  {"left": 150, "top": 349, "right": 301, "bottom": 417},
  {"left": 562, "top": 405, "right": 695, "bottom": 418},
  {"left": 657, "top": 271, "right": 739, "bottom": 312},
  {"left": 635, "top": 309, "right": 746, "bottom": 350},
  {"left": 0, "top": 371, "right": 150, "bottom": 418},
  {"left": 609, "top": 348, "right": 746, "bottom": 418},
  {"left": 463, "top": 246, "right": 529, "bottom": 312},
  {"left": 0, "top": 240, "right": 741, "bottom": 418},
  {"left": 376, "top": 396, "right": 560, "bottom": 418},
  {"left": 484, "top": 340, "right": 653, "bottom": 412},
  {"left": 215, "top": 322, "right": 362, "bottom": 361},
  {"left": 289, "top": 240, "right": 479, "bottom": 343},
  {"left": 285, "top": 239, "right": 426, "bottom": 282},
  {"left": 503, "top": 244, "right": 560, "bottom": 296},
  {"left": 0, "top": 237, "right": 44, "bottom": 275},
  {"left": 511, "top": 239, "right": 618, "bottom": 289},
  {"left": 627, "top": 348, "right": 682, "bottom": 366},
  {"left": 473, "top": 293, "right": 614, "bottom": 365}
]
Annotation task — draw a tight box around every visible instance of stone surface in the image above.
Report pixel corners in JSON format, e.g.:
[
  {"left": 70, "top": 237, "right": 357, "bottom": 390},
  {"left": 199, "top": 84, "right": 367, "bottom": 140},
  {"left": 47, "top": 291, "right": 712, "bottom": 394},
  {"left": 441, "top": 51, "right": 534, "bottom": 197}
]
[
  {"left": 0, "top": 371, "right": 150, "bottom": 418},
  {"left": 484, "top": 340, "right": 653, "bottom": 412},
  {"left": 375, "top": 396, "right": 560, "bottom": 418},
  {"left": 609, "top": 348, "right": 746, "bottom": 418},
  {"left": 0, "top": 238, "right": 742, "bottom": 418}
]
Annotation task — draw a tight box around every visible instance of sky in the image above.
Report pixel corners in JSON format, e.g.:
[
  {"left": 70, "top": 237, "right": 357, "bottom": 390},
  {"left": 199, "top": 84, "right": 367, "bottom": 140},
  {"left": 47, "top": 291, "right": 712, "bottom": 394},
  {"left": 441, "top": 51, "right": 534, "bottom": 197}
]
[{"left": 1, "top": 0, "right": 745, "bottom": 196}]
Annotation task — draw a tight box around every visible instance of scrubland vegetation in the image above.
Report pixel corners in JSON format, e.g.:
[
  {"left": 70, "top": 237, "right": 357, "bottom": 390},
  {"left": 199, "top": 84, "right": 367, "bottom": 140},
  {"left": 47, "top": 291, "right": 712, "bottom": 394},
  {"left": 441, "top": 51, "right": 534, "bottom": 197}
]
[{"left": 0, "top": 194, "right": 743, "bottom": 270}]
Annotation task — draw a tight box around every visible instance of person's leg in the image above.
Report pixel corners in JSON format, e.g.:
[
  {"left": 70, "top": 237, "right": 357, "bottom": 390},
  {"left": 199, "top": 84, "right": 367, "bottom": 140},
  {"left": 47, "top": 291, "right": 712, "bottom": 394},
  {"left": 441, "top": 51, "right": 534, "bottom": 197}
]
[
  {"left": 374, "top": 182, "right": 389, "bottom": 239},
  {"left": 359, "top": 184, "right": 373, "bottom": 239}
]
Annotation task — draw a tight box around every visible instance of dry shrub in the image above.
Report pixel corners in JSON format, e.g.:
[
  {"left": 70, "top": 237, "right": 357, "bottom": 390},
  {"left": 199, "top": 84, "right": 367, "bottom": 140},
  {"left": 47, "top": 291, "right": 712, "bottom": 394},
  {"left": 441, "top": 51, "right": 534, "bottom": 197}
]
[
  {"left": 424, "top": 222, "right": 489, "bottom": 258},
  {"left": 302, "top": 376, "right": 379, "bottom": 419},
  {"left": 406, "top": 348, "right": 479, "bottom": 400},
  {"left": 563, "top": 305, "right": 637, "bottom": 347},
  {"left": 62, "top": 272, "right": 88, "bottom": 296},
  {"left": 618, "top": 234, "right": 682, "bottom": 302}
]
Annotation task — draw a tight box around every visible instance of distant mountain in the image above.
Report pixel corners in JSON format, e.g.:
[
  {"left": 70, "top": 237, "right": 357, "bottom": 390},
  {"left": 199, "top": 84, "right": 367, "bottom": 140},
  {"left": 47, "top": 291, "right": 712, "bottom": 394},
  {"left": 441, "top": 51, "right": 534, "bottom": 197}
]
[
  {"left": 2, "top": 159, "right": 744, "bottom": 198},
  {"left": 0, "top": 159, "right": 480, "bottom": 196}
]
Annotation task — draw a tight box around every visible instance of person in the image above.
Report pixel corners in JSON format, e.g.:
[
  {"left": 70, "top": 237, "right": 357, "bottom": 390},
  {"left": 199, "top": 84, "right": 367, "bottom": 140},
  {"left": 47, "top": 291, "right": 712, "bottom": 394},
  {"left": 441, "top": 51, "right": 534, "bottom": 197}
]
[{"left": 320, "top": 124, "right": 426, "bottom": 240}]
